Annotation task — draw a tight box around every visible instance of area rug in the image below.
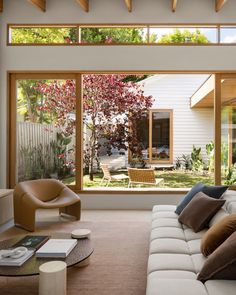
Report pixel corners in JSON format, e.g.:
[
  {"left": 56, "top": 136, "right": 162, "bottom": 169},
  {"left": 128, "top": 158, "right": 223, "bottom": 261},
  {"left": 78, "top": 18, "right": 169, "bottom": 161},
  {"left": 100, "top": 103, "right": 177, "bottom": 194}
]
[{"left": 0, "top": 219, "right": 150, "bottom": 295}]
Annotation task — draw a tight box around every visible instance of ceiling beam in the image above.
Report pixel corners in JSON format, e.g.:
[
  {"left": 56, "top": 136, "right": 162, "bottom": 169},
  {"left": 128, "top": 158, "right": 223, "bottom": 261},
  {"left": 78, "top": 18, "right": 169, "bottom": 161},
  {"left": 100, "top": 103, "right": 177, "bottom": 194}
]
[
  {"left": 124, "top": 0, "right": 132, "bottom": 12},
  {"left": 76, "top": 0, "right": 89, "bottom": 12},
  {"left": 172, "top": 0, "right": 177, "bottom": 12},
  {"left": 0, "top": 0, "right": 3, "bottom": 12},
  {"left": 28, "top": 0, "right": 46, "bottom": 12},
  {"left": 215, "top": 0, "right": 228, "bottom": 12}
]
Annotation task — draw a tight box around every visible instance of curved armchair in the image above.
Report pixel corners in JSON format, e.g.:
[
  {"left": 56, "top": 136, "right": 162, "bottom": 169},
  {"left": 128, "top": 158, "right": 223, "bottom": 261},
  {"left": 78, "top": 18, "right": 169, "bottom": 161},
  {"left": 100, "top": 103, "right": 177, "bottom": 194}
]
[{"left": 14, "top": 179, "right": 81, "bottom": 232}]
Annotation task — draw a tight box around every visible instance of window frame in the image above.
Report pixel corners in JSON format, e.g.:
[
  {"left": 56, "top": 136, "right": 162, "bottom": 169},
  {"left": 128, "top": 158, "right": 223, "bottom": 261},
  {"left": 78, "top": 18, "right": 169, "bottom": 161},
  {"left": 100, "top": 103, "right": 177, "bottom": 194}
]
[
  {"left": 8, "top": 71, "right": 236, "bottom": 194},
  {"left": 6, "top": 23, "right": 236, "bottom": 46}
]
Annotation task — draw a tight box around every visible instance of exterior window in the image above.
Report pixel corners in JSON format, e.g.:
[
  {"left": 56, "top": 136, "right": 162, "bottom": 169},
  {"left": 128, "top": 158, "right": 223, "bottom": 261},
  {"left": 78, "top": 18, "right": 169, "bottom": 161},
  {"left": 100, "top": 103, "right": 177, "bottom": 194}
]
[
  {"left": 135, "top": 110, "right": 173, "bottom": 164},
  {"left": 7, "top": 24, "right": 236, "bottom": 45}
]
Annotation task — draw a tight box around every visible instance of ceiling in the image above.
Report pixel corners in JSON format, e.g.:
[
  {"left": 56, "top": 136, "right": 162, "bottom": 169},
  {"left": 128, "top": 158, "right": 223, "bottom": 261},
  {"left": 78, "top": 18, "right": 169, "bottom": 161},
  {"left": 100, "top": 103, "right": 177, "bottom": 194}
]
[{"left": 0, "top": 0, "right": 229, "bottom": 13}]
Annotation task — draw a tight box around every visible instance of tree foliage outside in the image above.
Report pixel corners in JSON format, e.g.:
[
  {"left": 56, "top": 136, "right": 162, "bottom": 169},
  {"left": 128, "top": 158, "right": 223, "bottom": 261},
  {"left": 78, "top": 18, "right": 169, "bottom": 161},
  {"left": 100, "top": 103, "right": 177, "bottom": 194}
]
[
  {"left": 157, "top": 29, "right": 209, "bottom": 43},
  {"left": 11, "top": 28, "right": 77, "bottom": 44},
  {"left": 83, "top": 74, "right": 153, "bottom": 180},
  {"left": 80, "top": 28, "right": 147, "bottom": 43},
  {"left": 18, "top": 76, "right": 153, "bottom": 181}
]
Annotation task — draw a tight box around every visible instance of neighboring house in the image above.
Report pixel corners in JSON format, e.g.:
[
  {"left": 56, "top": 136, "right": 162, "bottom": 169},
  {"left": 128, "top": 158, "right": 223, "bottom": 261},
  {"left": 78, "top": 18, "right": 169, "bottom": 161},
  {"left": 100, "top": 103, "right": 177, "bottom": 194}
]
[
  {"left": 100, "top": 74, "right": 215, "bottom": 169},
  {"left": 138, "top": 74, "right": 214, "bottom": 165}
]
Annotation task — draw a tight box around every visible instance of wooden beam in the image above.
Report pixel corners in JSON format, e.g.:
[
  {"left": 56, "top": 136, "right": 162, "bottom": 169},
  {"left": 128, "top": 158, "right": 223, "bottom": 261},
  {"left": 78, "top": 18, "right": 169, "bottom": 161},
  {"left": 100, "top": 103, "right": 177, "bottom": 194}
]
[
  {"left": 28, "top": 0, "right": 46, "bottom": 12},
  {"left": 215, "top": 0, "right": 227, "bottom": 12},
  {"left": 124, "top": 0, "right": 132, "bottom": 12},
  {"left": 172, "top": 0, "right": 177, "bottom": 12},
  {"left": 76, "top": 0, "right": 89, "bottom": 12},
  {"left": 0, "top": 0, "right": 3, "bottom": 12}
]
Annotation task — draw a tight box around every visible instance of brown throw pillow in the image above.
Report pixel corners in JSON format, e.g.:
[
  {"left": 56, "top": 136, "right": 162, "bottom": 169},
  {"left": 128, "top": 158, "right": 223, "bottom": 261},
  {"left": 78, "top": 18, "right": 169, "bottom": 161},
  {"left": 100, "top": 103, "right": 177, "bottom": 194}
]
[
  {"left": 178, "top": 192, "right": 225, "bottom": 233},
  {"left": 201, "top": 214, "right": 236, "bottom": 257},
  {"left": 198, "top": 231, "right": 236, "bottom": 282}
]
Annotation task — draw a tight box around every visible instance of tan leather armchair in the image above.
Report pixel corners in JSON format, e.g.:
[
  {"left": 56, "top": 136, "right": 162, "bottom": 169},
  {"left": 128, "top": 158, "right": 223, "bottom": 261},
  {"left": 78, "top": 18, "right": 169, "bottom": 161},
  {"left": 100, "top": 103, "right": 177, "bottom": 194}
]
[{"left": 14, "top": 179, "right": 81, "bottom": 232}]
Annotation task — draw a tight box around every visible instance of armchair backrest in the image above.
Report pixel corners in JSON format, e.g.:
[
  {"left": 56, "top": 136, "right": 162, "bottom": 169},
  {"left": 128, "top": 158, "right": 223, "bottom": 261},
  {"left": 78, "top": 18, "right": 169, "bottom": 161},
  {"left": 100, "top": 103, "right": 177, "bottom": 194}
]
[
  {"left": 128, "top": 168, "right": 156, "bottom": 184},
  {"left": 101, "top": 164, "right": 112, "bottom": 179},
  {"left": 15, "top": 179, "right": 65, "bottom": 202}
]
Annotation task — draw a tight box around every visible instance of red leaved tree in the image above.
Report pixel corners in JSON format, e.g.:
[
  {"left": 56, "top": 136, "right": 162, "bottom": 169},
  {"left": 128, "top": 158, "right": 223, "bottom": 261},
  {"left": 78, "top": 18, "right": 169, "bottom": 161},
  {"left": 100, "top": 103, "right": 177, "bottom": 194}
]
[
  {"left": 36, "top": 75, "right": 153, "bottom": 181},
  {"left": 83, "top": 74, "right": 153, "bottom": 180}
]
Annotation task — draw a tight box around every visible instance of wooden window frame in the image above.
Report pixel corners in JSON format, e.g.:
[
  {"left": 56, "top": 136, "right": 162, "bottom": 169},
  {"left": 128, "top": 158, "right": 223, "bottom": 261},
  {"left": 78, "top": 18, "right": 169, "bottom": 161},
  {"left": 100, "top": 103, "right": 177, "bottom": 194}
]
[
  {"left": 8, "top": 73, "right": 83, "bottom": 192},
  {"left": 8, "top": 71, "right": 236, "bottom": 194},
  {"left": 6, "top": 23, "right": 236, "bottom": 46}
]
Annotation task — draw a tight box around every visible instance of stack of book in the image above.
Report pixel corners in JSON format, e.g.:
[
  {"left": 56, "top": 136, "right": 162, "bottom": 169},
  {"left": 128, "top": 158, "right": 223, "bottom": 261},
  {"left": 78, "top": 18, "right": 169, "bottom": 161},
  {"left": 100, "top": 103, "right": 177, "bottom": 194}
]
[
  {"left": 0, "top": 235, "right": 49, "bottom": 267},
  {"left": 0, "top": 236, "right": 78, "bottom": 266}
]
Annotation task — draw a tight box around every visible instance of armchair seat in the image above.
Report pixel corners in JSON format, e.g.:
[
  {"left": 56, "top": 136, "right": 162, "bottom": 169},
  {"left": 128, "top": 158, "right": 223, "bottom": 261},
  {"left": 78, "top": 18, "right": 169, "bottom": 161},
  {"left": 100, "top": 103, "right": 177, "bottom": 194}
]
[{"left": 14, "top": 179, "right": 81, "bottom": 232}]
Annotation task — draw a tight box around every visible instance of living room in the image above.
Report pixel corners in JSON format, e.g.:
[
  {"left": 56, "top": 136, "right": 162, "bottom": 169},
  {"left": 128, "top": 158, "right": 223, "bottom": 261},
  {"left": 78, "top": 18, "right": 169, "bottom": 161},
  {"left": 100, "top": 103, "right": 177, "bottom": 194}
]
[{"left": 0, "top": 0, "right": 236, "bottom": 294}]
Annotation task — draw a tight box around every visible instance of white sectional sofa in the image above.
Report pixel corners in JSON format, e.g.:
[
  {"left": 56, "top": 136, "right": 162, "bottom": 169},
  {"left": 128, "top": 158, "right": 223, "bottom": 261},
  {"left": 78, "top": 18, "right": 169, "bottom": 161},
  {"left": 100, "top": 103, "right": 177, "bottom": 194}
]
[{"left": 146, "top": 190, "right": 236, "bottom": 295}]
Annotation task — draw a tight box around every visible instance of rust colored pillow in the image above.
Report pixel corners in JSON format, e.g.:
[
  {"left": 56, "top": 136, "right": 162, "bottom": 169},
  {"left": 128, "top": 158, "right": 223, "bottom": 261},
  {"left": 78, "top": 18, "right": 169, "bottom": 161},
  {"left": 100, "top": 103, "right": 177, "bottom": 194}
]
[
  {"left": 198, "top": 231, "right": 236, "bottom": 282},
  {"left": 178, "top": 192, "right": 225, "bottom": 233},
  {"left": 201, "top": 214, "right": 236, "bottom": 257}
]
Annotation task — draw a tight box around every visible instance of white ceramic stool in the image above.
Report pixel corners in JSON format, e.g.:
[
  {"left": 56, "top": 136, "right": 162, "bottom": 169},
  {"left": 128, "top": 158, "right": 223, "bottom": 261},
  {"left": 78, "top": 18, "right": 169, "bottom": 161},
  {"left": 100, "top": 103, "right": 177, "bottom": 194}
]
[{"left": 39, "top": 261, "right": 67, "bottom": 295}]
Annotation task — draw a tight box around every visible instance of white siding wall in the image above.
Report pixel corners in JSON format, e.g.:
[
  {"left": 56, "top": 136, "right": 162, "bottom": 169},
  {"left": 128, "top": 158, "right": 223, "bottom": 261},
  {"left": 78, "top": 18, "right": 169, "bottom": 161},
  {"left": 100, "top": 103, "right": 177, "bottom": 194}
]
[{"left": 143, "top": 75, "right": 214, "bottom": 162}]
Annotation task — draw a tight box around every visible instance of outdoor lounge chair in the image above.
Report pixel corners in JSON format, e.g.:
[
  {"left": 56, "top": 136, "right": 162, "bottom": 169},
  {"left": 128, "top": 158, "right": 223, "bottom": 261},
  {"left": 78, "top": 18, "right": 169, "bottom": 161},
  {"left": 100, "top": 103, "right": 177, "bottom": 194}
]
[
  {"left": 127, "top": 168, "right": 164, "bottom": 188},
  {"left": 13, "top": 179, "right": 81, "bottom": 231},
  {"left": 100, "top": 164, "right": 129, "bottom": 187}
]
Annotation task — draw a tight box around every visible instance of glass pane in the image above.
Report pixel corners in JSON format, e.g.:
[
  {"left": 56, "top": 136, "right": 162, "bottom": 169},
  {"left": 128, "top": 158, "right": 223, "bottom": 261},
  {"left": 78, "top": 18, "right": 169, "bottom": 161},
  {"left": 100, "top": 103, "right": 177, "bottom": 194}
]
[
  {"left": 16, "top": 79, "right": 76, "bottom": 185},
  {"left": 80, "top": 27, "right": 147, "bottom": 44},
  {"left": 149, "top": 27, "right": 217, "bottom": 43},
  {"left": 220, "top": 27, "right": 236, "bottom": 43},
  {"left": 10, "top": 27, "right": 77, "bottom": 44},
  {"left": 152, "top": 112, "right": 170, "bottom": 161},
  {"left": 221, "top": 79, "right": 236, "bottom": 185}
]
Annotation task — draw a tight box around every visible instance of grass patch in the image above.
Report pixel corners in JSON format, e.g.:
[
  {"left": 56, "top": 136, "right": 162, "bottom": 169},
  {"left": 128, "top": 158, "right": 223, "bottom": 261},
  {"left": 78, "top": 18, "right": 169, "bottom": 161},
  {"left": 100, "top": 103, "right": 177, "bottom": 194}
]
[{"left": 82, "top": 170, "right": 214, "bottom": 189}]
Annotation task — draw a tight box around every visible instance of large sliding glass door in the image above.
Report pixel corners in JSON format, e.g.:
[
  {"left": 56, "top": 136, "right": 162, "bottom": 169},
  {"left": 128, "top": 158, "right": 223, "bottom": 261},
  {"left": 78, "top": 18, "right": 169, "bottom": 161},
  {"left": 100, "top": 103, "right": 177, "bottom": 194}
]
[{"left": 8, "top": 73, "right": 81, "bottom": 190}]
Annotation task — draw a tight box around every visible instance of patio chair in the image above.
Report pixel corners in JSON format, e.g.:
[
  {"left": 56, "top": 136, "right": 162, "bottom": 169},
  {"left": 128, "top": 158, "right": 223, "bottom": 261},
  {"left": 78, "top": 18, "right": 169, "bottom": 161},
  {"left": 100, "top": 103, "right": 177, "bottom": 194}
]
[
  {"left": 13, "top": 179, "right": 81, "bottom": 231},
  {"left": 127, "top": 168, "right": 164, "bottom": 188},
  {"left": 100, "top": 164, "right": 129, "bottom": 187}
]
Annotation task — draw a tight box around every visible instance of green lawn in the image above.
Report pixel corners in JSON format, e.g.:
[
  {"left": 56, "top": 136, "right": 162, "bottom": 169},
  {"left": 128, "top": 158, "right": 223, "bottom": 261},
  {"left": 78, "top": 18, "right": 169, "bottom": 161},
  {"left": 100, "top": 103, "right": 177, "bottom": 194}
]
[{"left": 82, "top": 170, "right": 214, "bottom": 189}]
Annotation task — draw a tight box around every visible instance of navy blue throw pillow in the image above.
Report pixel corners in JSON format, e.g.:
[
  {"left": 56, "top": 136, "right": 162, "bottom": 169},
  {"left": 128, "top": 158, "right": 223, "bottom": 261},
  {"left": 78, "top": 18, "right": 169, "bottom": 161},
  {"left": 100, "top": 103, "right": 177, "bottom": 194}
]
[
  {"left": 175, "top": 183, "right": 228, "bottom": 215},
  {"left": 175, "top": 183, "right": 205, "bottom": 215},
  {"left": 202, "top": 185, "right": 228, "bottom": 199}
]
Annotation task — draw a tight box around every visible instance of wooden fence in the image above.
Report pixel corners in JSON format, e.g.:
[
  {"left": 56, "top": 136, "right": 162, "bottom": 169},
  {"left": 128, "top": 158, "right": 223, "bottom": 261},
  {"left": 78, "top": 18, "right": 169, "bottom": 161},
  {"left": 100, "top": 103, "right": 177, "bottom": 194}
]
[{"left": 17, "top": 122, "right": 57, "bottom": 181}]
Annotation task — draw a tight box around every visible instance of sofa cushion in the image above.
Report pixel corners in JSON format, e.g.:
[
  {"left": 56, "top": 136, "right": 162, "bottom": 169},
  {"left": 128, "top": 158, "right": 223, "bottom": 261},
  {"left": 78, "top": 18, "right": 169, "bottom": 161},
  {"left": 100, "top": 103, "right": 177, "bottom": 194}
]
[
  {"left": 198, "top": 231, "right": 236, "bottom": 282},
  {"left": 152, "top": 211, "right": 178, "bottom": 220},
  {"left": 209, "top": 208, "right": 229, "bottom": 227},
  {"left": 153, "top": 205, "right": 176, "bottom": 213},
  {"left": 150, "top": 239, "right": 189, "bottom": 255},
  {"left": 187, "top": 239, "right": 201, "bottom": 254},
  {"left": 191, "top": 253, "right": 206, "bottom": 273},
  {"left": 146, "top": 278, "right": 208, "bottom": 295},
  {"left": 205, "top": 280, "right": 236, "bottom": 295},
  {"left": 184, "top": 228, "right": 207, "bottom": 241},
  {"left": 201, "top": 214, "right": 236, "bottom": 257},
  {"left": 175, "top": 183, "right": 205, "bottom": 215},
  {"left": 152, "top": 218, "right": 182, "bottom": 229},
  {"left": 148, "top": 270, "right": 197, "bottom": 279},
  {"left": 148, "top": 254, "right": 195, "bottom": 273},
  {"left": 178, "top": 192, "right": 225, "bottom": 232},
  {"left": 150, "top": 227, "right": 185, "bottom": 241}
]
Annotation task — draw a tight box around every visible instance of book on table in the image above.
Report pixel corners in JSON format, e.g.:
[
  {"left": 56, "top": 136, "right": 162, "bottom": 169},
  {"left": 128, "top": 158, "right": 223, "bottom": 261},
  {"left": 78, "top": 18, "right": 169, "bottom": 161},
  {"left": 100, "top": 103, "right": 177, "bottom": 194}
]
[
  {"left": 13, "top": 235, "right": 50, "bottom": 250},
  {"left": 0, "top": 249, "right": 34, "bottom": 266},
  {"left": 36, "top": 239, "right": 78, "bottom": 258}
]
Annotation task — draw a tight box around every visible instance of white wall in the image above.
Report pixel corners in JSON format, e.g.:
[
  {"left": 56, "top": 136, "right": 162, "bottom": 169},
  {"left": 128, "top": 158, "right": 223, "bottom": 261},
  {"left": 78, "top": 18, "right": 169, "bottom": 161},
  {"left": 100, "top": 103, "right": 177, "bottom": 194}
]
[
  {"left": 0, "top": 0, "right": 236, "bottom": 207},
  {"left": 143, "top": 74, "right": 214, "bottom": 162}
]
